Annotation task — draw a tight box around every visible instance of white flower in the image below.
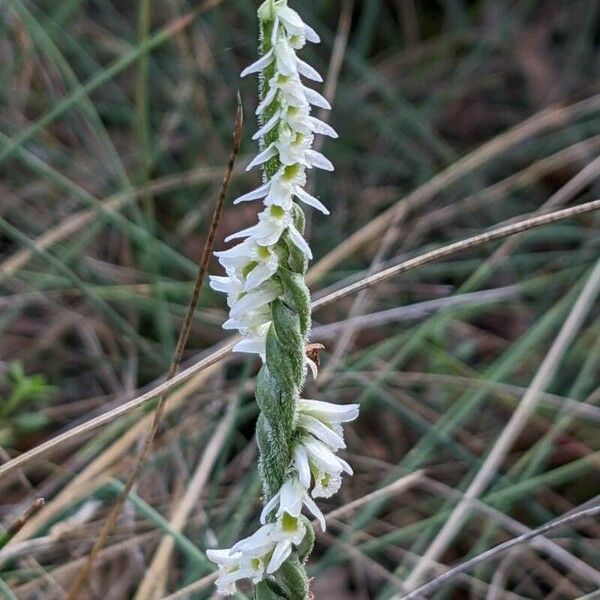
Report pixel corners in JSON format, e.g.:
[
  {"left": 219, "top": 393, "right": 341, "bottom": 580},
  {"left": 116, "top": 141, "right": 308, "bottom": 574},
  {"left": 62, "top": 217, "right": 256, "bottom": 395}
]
[
  {"left": 209, "top": 273, "right": 244, "bottom": 307},
  {"left": 255, "top": 74, "right": 330, "bottom": 118},
  {"left": 207, "top": 520, "right": 303, "bottom": 594},
  {"left": 215, "top": 240, "right": 280, "bottom": 291},
  {"left": 298, "top": 399, "right": 360, "bottom": 441},
  {"left": 261, "top": 477, "right": 326, "bottom": 531},
  {"left": 293, "top": 435, "right": 354, "bottom": 500},
  {"left": 234, "top": 166, "right": 329, "bottom": 215},
  {"left": 227, "top": 280, "right": 281, "bottom": 320},
  {"left": 207, "top": 544, "right": 270, "bottom": 594},
  {"left": 276, "top": 5, "right": 320, "bottom": 47},
  {"left": 226, "top": 205, "right": 312, "bottom": 258},
  {"left": 231, "top": 522, "right": 295, "bottom": 576},
  {"left": 206, "top": 549, "right": 243, "bottom": 595},
  {"left": 232, "top": 321, "right": 271, "bottom": 357}
]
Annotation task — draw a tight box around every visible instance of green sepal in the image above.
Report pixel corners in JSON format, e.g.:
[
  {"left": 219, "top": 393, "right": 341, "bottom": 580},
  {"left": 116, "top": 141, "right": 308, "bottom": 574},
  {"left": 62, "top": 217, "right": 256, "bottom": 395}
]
[
  {"left": 283, "top": 230, "right": 308, "bottom": 274},
  {"left": 266, "top": 317, "right": 302, "bottom": 393},
  {"left": 276, "top": 553, "right": 310, "bottom": 600},
  {"left": 297, "top": 516, "right": 315, "bottom": 563},
  {"left": 257, "top": 412, "right": 289, "bottom": 498},
  {"left": 265, "top": 579, "right": 291, "bottom": 599},
  {"left": 271, "top": 299, "right": 304, "bottom": 357},
  {"left": 255, "top": 580, "right": 286, "bottom": 600},
  {"left": 291, "top": 203, "right": 305, "bottom": 234},
  {"left": 256, "top": 363, "right": 282, "bottom": 414},
  {"left": 278, "top": 269, "right": 311, "bottom": 337}
]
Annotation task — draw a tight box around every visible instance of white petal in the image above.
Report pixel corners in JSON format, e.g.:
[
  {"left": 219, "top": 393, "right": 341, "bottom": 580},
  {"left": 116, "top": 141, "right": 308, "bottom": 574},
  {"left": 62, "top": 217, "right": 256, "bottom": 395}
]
[
  {"left": 302, "top": 492, "right": 326, "bottom": 530},
  {"left": 303, "top": 86, "right": 331, "bottom": 109},
  {"left": 338, "top": 457, "right": 353, "bottom": 475},
  {"left": 298, "top": 414, "right": 345, "bottom": 450},
  {"left": 278, "top": 480, "right": 303, "bottom": 517},
  {"left": 240, "top": 50, "right": 274, "bottom": 77},
  {"left": 260, "top": 492, "right": 280, "bottom": 524},
  {"left": 275, "top": 41, "right": 297, "bottom": 75},
  {"left": 256, "top": 84, "right": 279, "bottom": 116},
  {"left": 294, "top": 186, "right": 329, "bottom": 214},
  {"left": 232, "top": 524, "right": 274, "bottom": 555},
  {"left": 305, "top": 354, "right": 319, "bottom": 379},
  {"left": 277, "top": 6, "right": 305, "bottom": 32},
  {"left": 304, "top": 437, "right": 344, "bottom": 474},
  {"left": 309, "top": 116, "right": 338, "bottom": 138},
  {"left": 296, "top": 58, "right": 323, "bottom": 82},
  {"left": 209, "top": 275, "right": 234, "bottom": 293},
  {"left": 270, "top": 15, "right": 280, "bottom": 46},
  {"left": 305, "top": 149, "right": 334, "bottom": 171},
  {"left": 233, "top": 182, "right": 270, "bottom": 204},
  {"left": 304, "top": 24, "right": 320, "bottom": 43},
  {"left": 225, "top": 223, "right": 258, "bottom": 242},
  {"left": 244, "top": 261, "right": 278, "bottom": 291},
  {"left": 253, "top": 111, "right": 281, "bottom": 140},
  {"left": 229, "top": 286, "right": 279, "bottom": 318},
  {"left": 246, "top": 144, "right": 278, "bottom": 171},
  {"left": 299, "top": 400, "right": 360, "bottom": 423},
  {"left": 232, "top": 337, "right": 265, "bottom": 355},
  {"left": 215, "top": 239, "right": 253, "bottom": 258},
  {"left": 293, "top": 445, "right": 312, "bottom": 488},
  {"left": 206, "top": 548, "right": 241, "bottom": 567},
  {"left": 287, "top": 223, "right": 313, "bottom": 259},
  {"left": 267, "top": 539, "right": 292, "bottom": 574}
]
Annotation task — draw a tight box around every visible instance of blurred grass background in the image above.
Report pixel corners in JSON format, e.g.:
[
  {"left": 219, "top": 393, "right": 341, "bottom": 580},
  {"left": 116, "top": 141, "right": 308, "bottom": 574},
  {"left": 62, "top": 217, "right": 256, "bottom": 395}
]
[{"left": 1, "top": 0, "right": 600, "bottom": 598}]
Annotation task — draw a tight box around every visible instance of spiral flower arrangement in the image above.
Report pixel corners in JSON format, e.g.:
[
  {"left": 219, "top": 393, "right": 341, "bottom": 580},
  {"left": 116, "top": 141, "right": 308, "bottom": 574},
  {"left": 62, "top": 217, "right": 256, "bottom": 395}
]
[{"left": 208, "top": 1, "right": 359, "bottom": 597}]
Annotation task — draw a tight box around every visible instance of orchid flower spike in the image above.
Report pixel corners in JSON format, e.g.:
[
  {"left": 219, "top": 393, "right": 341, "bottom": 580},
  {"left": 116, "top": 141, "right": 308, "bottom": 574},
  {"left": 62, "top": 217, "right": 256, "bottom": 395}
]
[{"left": 207, "top": 1, "right": 359, "bottom": 597}]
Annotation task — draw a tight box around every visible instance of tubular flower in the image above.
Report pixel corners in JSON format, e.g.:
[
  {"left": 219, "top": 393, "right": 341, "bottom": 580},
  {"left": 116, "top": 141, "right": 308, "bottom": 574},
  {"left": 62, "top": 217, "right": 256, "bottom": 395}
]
[{"left": 208, "top": 1, "right": 359, "bottom": 597}]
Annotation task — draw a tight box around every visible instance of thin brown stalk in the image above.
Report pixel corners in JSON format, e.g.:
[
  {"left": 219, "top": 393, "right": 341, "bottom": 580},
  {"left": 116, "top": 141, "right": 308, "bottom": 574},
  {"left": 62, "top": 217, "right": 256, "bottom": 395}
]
[
  {"left": 1, "top": 199, "right": 599, "bottom": 484},
  {"left": 0, "top": 498, "right": 44, "bottom": 549},
  {"left": 306, "top": 93, "right": 600, "bottom": 286},
  {"left": 401, "top": 255, "right": 600, "bottom": 592},
  {"left": 64, "top": 96, "right": 243, "bottom": 599},
  {"left": 311, "top": 199, "right": 600, "bottom": 309},
  {"left": 400, "top": 505, "right": 600, "bottom": 600}
]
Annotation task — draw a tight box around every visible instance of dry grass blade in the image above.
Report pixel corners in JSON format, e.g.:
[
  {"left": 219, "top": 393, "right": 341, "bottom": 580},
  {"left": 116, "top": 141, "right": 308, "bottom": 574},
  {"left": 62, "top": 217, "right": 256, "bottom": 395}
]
[
  {"left": 400, "top": 256, "right": 600, "bottom": 592},
  {"left": 132, "top": 401, "right": 237, "bottom": 599},
  {"left": 0, "top": 498, "right": 44, "bottom": 549},
  {"left": 400, "top": 505, "right": 600, "bottom": 600},
  {"left": 63, "top": 96, "right": 243, "bottom": 599},
  {"left": 312, "top": 199, "right": 600, "bottom": 309},
  {"left": 306, "top": 94, "right": 600, "bottom": 285},
  {"left": 0, "top": 340, "right": 236, "bottom": 482},
  {"left": 1, "top": 199, "right": 599, "bottom": 486}
]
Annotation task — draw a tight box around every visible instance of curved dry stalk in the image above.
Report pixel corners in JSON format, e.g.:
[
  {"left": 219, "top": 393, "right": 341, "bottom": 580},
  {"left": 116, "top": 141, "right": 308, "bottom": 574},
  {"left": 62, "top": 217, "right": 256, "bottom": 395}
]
[
  {"left": 400, "top": 505, "right": 600, "bottom": 600},
  {"left": 0, "top": 340, "right": 236, "bottom": 482},
  {"left": 63, "top": 98, "right": 242, "bottom": 599},
  {"left": 1, "top": 199, "right": 599, "bottom": 485},
  {"left": 7, "top": 367, "right": 218, "bottom": 547},
  {"left": 0, "top": 164, "right": 247, "bottom": 282},
  {"left": 133, "top": 401, "right": 237, "bottom": 600},
  {"left": 399, "top": 256, "right": 600, "bottom": 592},
  {"left": 306, "top": 93, "right": 600, "bottom": 286},
  {"left": 311, "top": 199, "right": 600, "bottom": 309}
]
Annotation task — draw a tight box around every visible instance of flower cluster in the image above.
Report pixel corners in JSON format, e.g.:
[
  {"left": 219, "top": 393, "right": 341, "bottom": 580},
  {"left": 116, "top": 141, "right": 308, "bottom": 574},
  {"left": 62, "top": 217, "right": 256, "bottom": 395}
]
[
  {"left": 208, "top": 1, "right": 359, "bottom": 596},
  {"left": 209, "top": 0, "right": 336, "bottom": 360},
  {"left": 208, "top": 400, "right": 359, "bottom": 595}
]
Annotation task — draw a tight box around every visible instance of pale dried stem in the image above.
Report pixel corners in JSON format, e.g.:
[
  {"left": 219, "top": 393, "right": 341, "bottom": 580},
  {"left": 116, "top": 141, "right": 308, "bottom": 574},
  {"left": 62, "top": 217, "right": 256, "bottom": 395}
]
[
  {"left": 306, "top": 94, "right": 600, "bottom": 286},
  {"left": 133, "top": 401, "right": 236, "bottom": 600},
  {"left": 399, "top": 257, "right": 600, "bottom": 592},
  {"left": 2, "top": 200, "right": 600, "bottom": 485}
]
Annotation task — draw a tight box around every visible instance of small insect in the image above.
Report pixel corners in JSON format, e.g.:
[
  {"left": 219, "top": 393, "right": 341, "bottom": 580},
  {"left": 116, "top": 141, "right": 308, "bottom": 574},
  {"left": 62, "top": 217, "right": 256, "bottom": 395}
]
[{"left": 305, "top": 343, "right": 325, "bottom": 369}]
